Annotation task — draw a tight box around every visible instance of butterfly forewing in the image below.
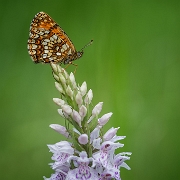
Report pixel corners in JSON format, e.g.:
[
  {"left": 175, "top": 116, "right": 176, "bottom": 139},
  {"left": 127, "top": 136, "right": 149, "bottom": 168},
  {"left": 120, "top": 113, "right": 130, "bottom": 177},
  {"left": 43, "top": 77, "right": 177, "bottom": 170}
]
[{"left": 27, "top": 12, "right": 77, "bottom": 64}]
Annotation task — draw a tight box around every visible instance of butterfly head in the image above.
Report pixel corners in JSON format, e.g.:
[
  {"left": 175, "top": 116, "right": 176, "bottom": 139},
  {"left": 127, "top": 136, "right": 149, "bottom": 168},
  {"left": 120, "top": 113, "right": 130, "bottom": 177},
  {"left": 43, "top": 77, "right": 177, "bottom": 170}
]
[
  {"left": 77, "top": 50, "right": 84, "bottom": 58},
  {"left": 76, "top": 39, "right": 93, "bottom": 60}
]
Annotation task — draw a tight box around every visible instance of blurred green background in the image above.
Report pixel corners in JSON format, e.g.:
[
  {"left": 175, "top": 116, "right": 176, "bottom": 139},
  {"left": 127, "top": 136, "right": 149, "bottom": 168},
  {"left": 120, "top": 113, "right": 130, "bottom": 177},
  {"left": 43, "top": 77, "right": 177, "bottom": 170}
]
[{"left": 0, "top": 0, "right": 180, "bottom": 179}]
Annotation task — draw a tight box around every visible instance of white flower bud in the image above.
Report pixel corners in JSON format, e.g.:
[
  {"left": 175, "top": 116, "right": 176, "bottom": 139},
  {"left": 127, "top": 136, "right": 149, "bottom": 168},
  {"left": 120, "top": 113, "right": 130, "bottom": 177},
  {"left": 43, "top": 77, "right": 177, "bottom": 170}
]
[
  {"left": 98, "top": 112, "right": 113, "bottom": 126},
  {"left": 88, "top": 102, "right": 103, "bottom": 122},
  {"left": 103, "top": 127, "right": 120, "bottom": 141},
  {"left": 57, "top": 109, "right": 64, "bottom": 117},
  {"left": 72, "top": 110, "right": 82, "bottom": 127},
  {"left": 49, "top": 124, "right": 70, "bottom": 138},
  {"left": 57, "top": 109, "right": 68, "bottom": 118},
  {"left": 75, "top": 92, "right": 83, "bottom": 106},
  {"left": 57, "top": 65, "right": 63, "bottom": 73},
  {"left": 53, "top": 73, "right": 59, "bottom": 81},
  {"left": 78, "top": 134, "right": 88, "bottom": 145},
  {"left": 53, "top": 98, "right": 65, "bottom": 106},
  {"left": 80, "top": 81, "right": 87, "bottom": 96},
  {"left": 50, "top": 63, "right": 58, "bottom": 73},
  {"left": 55, "top": 82, "right": 64, "bottom": 93},
  {"left": 66, "top": 85, "right": 73, "bottom": 99},
  {"left": 62, "top": 68, "right": 69, "bottom": 79},
  {"left": 69, "top": 72, "right": 77, "bottom": 89},
  {"left": 62, "top": 105, "right": 72, "bottom": 115},
  {"left": 59, "top": 73, "right": 66, "bottom": 85},
  {"left": 92, "top": 102, "right": 103, "bottom": 116},
  {"left": 79, "top": 105, "right": 87, "bottom": 119},
  {"left": 84, "top": 89, "right": 93, "bottom": 104}
]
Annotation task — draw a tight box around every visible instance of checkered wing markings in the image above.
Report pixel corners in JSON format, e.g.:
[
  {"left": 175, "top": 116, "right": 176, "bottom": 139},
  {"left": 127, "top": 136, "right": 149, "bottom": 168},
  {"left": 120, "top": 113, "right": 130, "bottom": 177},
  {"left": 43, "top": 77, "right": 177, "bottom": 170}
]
[{"left": 27, "top": 12, "right": 76, "bottom": 63}]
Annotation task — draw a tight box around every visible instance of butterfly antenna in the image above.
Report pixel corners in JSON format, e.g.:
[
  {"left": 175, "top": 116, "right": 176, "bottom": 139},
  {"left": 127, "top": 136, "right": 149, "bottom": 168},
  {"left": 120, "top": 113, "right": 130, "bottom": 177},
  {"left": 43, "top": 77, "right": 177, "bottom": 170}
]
[{"left": 81, "top": 40, "right": 93, "bottom": 51}]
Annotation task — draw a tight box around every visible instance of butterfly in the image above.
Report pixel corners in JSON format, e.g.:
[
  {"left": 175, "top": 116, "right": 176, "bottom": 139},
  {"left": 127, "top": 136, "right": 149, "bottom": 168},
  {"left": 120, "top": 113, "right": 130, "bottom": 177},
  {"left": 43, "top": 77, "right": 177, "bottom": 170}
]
[{"left": 27, "top": 12, "right": 92, "bottom": 64}]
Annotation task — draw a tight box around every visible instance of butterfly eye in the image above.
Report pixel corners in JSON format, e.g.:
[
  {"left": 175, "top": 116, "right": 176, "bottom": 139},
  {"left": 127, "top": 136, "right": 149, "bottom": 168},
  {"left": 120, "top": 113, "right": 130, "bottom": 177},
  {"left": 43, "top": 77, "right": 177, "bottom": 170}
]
[{"left": 77, "top": 51, "right": 83, "bottom": 58}]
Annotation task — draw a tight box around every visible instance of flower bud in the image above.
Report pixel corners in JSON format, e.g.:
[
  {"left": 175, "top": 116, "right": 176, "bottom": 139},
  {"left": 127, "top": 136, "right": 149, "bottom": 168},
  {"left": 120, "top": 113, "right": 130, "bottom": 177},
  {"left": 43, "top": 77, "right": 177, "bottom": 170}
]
[
  {"left": 57, "top": 109, "right": 64, "bottom": 117},
  {"left": 84, "top": 89, "right": 93, "bottom": 104},
  {"left": 50, "top": 124, "right": 70, "bottom": 138},
  {"left": 75, "top": 92, "right": 83, "bottom": 106},
  {"left": 79, "top": 105, "right": 87, "bottom": 119},
  {"left": 53, "top": 98, "right": 65, "bottom": 106},
  {"left": 50, "top": 63, "right": 58, "bottom": 73},
  {"left": 57, "top": 65, "right": 63, "bottom": 73},
  {"left": 80, "top": 81, "right": 87, "bottom": 96},
  {"left": 57, "top": 109, "right": 68, "bottom": 118},
  {"left": 66, "top": 85, "right": 73, "bottom": 99},
  {"left": 55, "top": 82, "right": 64, "bottom": 94},
  {"left": 92, "top": 102, "right": 103, "bottom": 116},
  {"left": 53, "top": 73, "right": 59, "bottom": 81},
  {"left": 62, "top": 105, "right": 72, "bottom": 115},
  {"left": 62, "top": 68, "right": 69, "bottom": 79},
  {"left": 103, "top": 127, "right": 120, "bottom": 141},
  {"left": 98, "top": 112, "right": 113, "bottom": 126},
  {"left": 72, "top": 110, "right": 82, "bottom": 127},
  {"left": 69, "top": 72, "right": 77, "bottom": 89},
  {"left": 78, "top": 134, "right": 88, "bottom": 145},
  {"left": 59, "top": 73, "right": 66, "bottom": 85}
]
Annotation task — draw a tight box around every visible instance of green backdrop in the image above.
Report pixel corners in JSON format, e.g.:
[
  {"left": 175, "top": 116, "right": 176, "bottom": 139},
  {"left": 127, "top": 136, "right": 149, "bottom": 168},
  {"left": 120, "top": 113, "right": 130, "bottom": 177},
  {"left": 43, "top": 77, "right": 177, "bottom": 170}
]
[{"left": 0, "top": 0, "right": 180, "bottom": 179}]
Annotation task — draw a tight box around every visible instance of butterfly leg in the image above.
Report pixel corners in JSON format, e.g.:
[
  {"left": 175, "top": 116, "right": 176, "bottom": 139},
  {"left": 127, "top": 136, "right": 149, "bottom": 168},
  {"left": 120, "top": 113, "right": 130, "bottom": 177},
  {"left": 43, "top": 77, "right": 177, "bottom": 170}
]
[
  {"left": 64, "top": 63, "right": 71, "bottom": 70},
  {"left": 71, "top": 63, "right": 78, "bottom": 74},
  {"left": 64, "top": 62, "right": 78, "bottom": 74}
]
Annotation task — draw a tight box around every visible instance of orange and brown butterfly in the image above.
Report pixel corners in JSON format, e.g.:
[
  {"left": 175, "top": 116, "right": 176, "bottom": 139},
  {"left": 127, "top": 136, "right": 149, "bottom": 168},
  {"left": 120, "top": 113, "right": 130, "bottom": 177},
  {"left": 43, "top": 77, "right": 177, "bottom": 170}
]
[{"left": 27, "top": 12, "right": 93, "bottom": 64}]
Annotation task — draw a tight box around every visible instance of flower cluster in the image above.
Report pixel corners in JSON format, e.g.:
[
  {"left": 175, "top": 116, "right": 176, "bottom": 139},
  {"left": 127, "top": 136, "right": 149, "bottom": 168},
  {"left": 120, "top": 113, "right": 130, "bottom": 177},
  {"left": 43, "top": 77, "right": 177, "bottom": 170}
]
[{"left": 43, "top": 63, "right": 131, "bottom": 180}]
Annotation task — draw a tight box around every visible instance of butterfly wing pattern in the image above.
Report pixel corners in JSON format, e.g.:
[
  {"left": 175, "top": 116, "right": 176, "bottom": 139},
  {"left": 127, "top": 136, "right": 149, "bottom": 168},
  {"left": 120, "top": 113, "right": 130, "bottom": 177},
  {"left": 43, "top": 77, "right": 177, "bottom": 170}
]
[{"left": 27, "top": 12, "right": 83, "bottom": 64}]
